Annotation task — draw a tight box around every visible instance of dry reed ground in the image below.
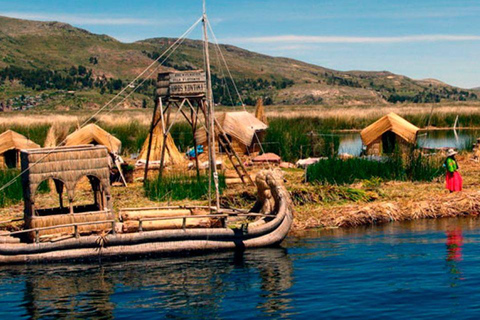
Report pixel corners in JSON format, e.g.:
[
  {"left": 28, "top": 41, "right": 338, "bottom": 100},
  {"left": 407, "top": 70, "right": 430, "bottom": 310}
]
[{"left": 2, "top": 153, "right": 480, "bottom": 233}]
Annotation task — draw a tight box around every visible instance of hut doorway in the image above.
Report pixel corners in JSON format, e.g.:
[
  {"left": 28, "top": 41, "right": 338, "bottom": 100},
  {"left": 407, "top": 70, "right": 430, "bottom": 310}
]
[
  {"left": 382, "top": 131, "right": 396, "bottom": 154},
  {"left": 4, "top": 149, "right": 18, "bottom": 168}
]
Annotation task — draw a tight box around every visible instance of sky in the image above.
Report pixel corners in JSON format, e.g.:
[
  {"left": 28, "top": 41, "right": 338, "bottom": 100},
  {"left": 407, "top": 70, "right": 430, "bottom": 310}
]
[{"left": 0, "top": 0, "right": 479, "bottom": 88}]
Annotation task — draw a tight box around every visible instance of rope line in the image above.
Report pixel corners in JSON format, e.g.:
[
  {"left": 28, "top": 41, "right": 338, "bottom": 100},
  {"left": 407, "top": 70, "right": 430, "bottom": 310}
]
[
  {"left": 207, "top": 19, "right": 273, "bottom": 170},
  {"left": 0, "top": 17, "right": 202, "bottom": 193}
]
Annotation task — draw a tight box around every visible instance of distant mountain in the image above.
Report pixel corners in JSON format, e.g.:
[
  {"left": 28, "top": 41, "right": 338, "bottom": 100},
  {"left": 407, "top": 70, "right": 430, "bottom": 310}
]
[{"left": 0, "top": 15, "right": 477, "bottom": 108}]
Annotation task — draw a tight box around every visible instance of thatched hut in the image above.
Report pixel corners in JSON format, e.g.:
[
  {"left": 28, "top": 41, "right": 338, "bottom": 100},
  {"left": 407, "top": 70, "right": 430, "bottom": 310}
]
[
  {"left": 20, "top": 145, "right": 114, "bottom": 241},
  {"left": 64, "top": 124, "right": 121, "bottom": 154},
  {"left": 361, "top": 113, "right": 419, "bottom": 156},
  {"left": 0, "top": 130, "right": 40, "bottom": 169},
  {"left": 195, "top": 111, "right": 268, "bottom": 155}
]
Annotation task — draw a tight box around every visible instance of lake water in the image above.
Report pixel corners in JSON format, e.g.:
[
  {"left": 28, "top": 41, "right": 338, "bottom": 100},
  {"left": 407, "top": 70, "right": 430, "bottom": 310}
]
[
  {"left": 338, "top": 129, "right": 480, "bottom": 156},
  {"left": 1, "top": 218, "right": 480, "bottom": 319}
]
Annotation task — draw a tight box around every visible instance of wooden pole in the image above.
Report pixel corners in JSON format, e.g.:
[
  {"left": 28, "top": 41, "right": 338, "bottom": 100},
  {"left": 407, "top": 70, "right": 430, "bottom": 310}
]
[
  {"left": 144, "top": 97, "right": 160, "bottom": 183},
  {"left": 203, "top": 8, "right": 220, "bottom": 211},
  {"left": 192, "top": 103, "right": 201, "bottom": 178}
]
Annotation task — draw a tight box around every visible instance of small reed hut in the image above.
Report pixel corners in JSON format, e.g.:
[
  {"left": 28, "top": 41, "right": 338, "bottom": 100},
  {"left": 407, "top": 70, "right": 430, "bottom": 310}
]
[
  {"left": 195, "top": 111, "right": 268, "bottom": 155},
  {"left": 0, "top": 130, "right": 40, "bottom": 169},
  {"left": 64, "top": 124, "right": 122, "bottom": 155},
  {"left": 21, "top": 145, "right": 114, "bottom": 241},
  {"left": 361, "top": 113, "right": 419, "bottom": 156}
]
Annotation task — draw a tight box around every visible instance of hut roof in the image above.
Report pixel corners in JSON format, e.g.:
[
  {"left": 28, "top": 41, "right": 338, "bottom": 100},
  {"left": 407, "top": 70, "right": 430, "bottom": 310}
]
[
  {"left": 64, "top": 124, "right": 121, "bottom": 154},
  {"left": 0, "top": 130, "right": 40, "bottom": 155},
  {"left": 196, "top": 111, "right": 268, "bottom": 146},
  {"left": 361, "top": 113, "right": 419, "bottom": 146}
]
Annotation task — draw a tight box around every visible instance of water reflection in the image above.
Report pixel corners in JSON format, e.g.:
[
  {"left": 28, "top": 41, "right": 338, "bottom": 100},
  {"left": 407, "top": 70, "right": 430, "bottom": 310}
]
[
  {"left": 0, "top": 248, "right": 294, "bottom": 319},
  {"left": 446, "top": 228, "right": 464, "bottom": 287}
]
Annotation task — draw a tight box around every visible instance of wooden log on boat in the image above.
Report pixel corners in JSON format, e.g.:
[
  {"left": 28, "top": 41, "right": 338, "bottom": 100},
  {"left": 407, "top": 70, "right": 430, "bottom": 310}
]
[
  {"left": 120, "top": 209, "right": 196, "bottom": 221},
  {"left": 0, "top": 170, "right": 293, "bottom": 264},
  {"left": 0, "top": 236, "right": 21, "bottom": 244},
  {"left": 122, "top": 217, "right": 213, "bottom": 233},
  {"left": 27, "top": 211, "right": 113, "bottom": 241}
]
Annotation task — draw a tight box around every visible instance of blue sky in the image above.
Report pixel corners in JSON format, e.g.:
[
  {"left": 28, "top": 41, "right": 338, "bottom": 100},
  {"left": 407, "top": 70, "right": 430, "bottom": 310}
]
[{"left": 1, "top": 0, "right": 479, "bottom": 88}]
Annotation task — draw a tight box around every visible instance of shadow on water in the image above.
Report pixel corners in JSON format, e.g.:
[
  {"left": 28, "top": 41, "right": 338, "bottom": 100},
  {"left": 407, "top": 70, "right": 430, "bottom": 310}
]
[{"left": 0, "top": 248, "right": 295, "bottom": 319}]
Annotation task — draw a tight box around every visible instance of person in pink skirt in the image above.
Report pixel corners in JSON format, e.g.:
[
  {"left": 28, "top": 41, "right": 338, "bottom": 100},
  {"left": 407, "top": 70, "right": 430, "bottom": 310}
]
[{"left": 445, "top": 149, "right": 462, "bottom": 192}]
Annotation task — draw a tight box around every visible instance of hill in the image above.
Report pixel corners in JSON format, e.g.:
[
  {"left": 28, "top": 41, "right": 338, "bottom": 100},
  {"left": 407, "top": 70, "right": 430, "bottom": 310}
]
[{"left": 0, "top": 15, "right": 477, "bottom": 110}]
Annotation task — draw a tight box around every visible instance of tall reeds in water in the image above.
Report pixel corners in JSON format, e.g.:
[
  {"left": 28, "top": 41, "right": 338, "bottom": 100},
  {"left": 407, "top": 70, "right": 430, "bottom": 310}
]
[
  {"left": 263, "top": 117, "right": 340, "bottom": 162},
  {"left": 144, "top": 173, "right": 226, "bottom": 201},
  {"left": 306, "top": 151, "right": 443, "bottom": 185}
]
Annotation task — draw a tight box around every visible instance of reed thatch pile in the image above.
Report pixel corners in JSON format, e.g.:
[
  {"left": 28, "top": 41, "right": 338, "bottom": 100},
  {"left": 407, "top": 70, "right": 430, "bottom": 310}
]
[
  {"left": 44, "top": 123, "right": 71, "bottom": 149},
  {"left": 137, "top": 131, "right": 185, "bottom": 166},
  {"left": 255, "top": 98, "right": 268, "bottom": 125},
  {"left": 293, "top": 191, "right": 480, "bottom": 231},
  {"left": 64, "top": 124, "right": 121, "bottom": 154}
]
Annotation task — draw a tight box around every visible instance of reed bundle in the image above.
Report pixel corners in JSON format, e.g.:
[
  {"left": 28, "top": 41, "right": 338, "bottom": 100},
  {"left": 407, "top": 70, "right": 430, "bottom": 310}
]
[{"left": 138, "top": 127, "right": 185, "bottom": 166}]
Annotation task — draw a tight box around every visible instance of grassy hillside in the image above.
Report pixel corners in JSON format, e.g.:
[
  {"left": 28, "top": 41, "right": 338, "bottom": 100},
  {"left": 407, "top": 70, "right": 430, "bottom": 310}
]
[{"left": 0, "top": 15, "right": 477, "bottom": 109}]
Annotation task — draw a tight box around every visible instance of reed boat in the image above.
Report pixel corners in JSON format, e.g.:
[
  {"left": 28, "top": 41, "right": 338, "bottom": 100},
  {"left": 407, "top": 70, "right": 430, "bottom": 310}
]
[
  {"left": 0, "top": 1, "right": 294, "bottom": 264},
  {"left": 0, "top": 145, "right": 293, "bottom": 265}
]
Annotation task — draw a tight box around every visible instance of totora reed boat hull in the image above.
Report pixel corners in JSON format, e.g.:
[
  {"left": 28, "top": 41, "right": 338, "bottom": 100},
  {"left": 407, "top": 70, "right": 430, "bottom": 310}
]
[{"left": 0, "top": 170, "right": 294, "bottom": 264}]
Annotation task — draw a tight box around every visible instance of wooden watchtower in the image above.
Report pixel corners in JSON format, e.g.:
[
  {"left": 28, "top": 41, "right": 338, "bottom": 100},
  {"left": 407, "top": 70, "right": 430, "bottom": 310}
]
[{"left": 143, "top": 70, "right": 253, "bottom": 185}]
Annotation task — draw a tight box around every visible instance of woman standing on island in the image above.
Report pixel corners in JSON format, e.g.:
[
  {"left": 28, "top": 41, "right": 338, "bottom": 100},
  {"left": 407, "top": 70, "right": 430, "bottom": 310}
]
[{"left": 445, "top": 149, "right": 463, "bottom": 192}]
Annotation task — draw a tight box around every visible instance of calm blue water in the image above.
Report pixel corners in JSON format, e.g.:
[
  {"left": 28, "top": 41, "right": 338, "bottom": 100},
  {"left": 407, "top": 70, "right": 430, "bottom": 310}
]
[
  {"left": 338, "top": 129, "right": 480, "bottom": 156},
  {"left": 1, "top": 218, "right": 480, "bottom": 319}
]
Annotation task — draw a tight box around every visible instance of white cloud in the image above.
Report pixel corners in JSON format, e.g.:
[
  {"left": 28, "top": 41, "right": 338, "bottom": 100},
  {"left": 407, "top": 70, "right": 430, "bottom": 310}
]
[
  {"left": 1, "top": 12, "right": 166, "bottom": 26},
  {"left": 230, "top": 34, "right": 480, "bottom": 44}
]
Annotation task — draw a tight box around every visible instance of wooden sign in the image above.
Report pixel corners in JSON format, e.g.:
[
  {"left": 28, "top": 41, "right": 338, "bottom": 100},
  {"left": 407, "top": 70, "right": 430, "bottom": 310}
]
[{"left": 157, "top": 71, "right": 206, "bottom": 98}]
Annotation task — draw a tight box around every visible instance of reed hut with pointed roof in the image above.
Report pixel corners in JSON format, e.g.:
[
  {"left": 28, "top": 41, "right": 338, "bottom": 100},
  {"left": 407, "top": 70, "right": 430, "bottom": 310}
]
[
  {"left": 361, "top": 112, "right": 419, "bottom": 156},
  {"left": 64, "top": 124, "right": 121, "bottom": 154},
  {"left": 0, "top": 130, "right": 40, "bottom": 169},
  {"left": 195, "top": 111, "right": 268, "bottom": 155}
]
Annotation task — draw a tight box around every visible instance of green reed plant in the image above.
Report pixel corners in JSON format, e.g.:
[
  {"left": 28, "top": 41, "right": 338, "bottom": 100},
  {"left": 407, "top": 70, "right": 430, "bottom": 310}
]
[
  {"left": 306, "top": 152, "right": 442, "bottom": 185},
  {"left": 144, "top": 173, "right": 226, "bottom": 201},
  {"left": 263, "top": 117, "right": 340, "bottom": 162},
  {"left": 0, "top": 170, "right": 49, "bottom": 208}
]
